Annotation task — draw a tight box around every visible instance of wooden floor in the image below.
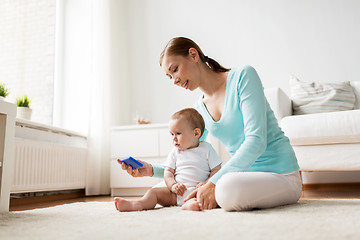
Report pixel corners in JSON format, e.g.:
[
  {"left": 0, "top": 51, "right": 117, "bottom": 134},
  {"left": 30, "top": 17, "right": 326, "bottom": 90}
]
[{"left": 9, "top": 183, "right": 360, "bottom": 211}]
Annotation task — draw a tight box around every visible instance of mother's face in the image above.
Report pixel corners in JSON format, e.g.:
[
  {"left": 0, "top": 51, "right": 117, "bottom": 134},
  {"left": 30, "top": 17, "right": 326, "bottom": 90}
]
[{"left": 161, "top": 51, "right": 200, "bottom": 91}]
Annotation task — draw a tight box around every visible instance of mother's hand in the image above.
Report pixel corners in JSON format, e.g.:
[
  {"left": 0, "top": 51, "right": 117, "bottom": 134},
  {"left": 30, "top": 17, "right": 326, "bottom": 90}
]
[
  {"left": 184, "top": 181, "right": 217, "bottom": 210},
  {"left": 117, "top": 159, "right": 153, "bottom": 177}
]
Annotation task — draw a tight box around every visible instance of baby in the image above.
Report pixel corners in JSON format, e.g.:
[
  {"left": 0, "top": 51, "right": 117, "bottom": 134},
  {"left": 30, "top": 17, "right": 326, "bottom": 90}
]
[{"left": 114, "top": 108, "right": 222, "bottom": 211}]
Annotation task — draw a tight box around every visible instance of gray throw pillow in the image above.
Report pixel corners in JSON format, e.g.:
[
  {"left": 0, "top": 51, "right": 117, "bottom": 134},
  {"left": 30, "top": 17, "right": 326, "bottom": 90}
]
[{"left": 290, "top": 76, "right": 355, "bottom": 115}]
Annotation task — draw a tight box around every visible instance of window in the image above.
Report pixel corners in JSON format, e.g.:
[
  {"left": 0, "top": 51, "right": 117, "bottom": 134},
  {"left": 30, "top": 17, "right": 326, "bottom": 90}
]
[{"left": 0, "top": 0, "right": 56, "bottom": 125}]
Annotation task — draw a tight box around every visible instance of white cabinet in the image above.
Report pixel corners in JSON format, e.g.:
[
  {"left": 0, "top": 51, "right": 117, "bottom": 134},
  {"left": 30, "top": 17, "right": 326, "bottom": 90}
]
[{"left": 110, "top": 124, "right": 172, "bottom": 196}]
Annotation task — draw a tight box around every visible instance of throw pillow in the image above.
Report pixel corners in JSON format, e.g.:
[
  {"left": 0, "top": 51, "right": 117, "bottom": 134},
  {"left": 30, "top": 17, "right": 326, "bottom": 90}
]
[{"left": 290, "top": 76, "right": 355, "bottom": 115}]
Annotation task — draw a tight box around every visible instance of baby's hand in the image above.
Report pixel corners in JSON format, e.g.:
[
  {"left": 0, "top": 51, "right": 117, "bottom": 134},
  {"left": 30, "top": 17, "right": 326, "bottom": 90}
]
[
  {"left": 171, "top": 183, "right": 187, "bottom": 196},
  {"left": 196, "top": 182, "right": 206, "bottom": 189}
]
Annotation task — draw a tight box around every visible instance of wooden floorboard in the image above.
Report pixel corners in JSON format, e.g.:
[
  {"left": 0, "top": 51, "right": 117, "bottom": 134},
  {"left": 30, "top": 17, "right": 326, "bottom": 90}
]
[
  {"left": 301, "top": 182, "right": 360, "bottom": 199},
  {"left": 9, "top": 183, "right": 360, "bottom": 211}
]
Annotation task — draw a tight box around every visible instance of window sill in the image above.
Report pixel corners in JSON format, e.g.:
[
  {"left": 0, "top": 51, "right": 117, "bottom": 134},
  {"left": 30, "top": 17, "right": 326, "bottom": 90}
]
[{"left": 15, "top": 118, "right": 87, "bottom": 148}]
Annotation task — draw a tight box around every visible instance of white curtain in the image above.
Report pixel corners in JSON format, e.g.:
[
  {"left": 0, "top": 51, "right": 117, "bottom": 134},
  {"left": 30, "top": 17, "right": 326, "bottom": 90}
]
[{"left": 86, "top": 0, "right": 111, "bottom": 195}]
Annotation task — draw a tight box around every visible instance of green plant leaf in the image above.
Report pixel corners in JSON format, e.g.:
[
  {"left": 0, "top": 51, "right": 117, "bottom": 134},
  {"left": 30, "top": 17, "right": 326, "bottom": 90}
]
[
  {"left": 15, "top": 95, "right": 31, "bottom": 108},
  {"left": 0, "top": 83, "right": 10, "bottom": 98}
]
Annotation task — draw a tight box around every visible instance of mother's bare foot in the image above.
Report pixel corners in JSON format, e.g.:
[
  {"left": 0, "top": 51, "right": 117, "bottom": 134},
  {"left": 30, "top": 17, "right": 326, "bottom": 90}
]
[
  {"left": 181, "top": 198, "right": 203, "bottom": 211},
  {"left": 114, "top": 197, "right": 143, "bottom": 212}
]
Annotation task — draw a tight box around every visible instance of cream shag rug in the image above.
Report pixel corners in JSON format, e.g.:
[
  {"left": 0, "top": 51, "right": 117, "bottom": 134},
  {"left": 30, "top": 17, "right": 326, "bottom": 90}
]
[{"left": 1, "top": 199, "right": 360, "bottom": 240}]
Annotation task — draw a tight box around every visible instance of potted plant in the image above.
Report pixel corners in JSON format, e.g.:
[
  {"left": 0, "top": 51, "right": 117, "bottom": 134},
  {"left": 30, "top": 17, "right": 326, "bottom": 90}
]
[
  {"left": 0, "top": 83, "right": 10, "bottom": 101},
  {"left": 16, "top": 95, "right": 32, "bottom": 120}
]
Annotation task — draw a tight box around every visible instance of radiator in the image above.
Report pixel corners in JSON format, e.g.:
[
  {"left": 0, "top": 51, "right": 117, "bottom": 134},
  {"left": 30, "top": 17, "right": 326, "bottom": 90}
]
[{"left": 11, "top": 138, "right": 87, "bottom": 193}]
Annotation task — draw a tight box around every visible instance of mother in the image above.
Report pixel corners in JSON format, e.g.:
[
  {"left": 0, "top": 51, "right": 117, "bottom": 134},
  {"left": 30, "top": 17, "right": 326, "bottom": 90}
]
[{"left": 120, "top": 37, "right": 302, "bottom": 211}]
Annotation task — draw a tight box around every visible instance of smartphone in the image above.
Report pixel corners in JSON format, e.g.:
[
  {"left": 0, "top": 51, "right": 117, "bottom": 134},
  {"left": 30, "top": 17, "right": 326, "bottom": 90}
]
[{"left": 119, "top": 156, "right": 143, "bottom": 169}]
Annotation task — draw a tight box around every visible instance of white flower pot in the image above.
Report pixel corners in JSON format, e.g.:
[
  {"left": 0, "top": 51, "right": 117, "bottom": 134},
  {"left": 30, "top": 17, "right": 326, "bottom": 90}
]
[
  {"left": 0, "top": 96, "right": 5, "bottom": 101},
  {"left": 17, "top": 107, "right": 32, "bottom": 120}
]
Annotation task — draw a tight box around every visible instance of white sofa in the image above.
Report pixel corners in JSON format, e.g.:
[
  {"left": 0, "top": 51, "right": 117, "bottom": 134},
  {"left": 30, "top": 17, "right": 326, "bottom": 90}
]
[{"left": 264, "top": 81, "right": 360, "bottom": 174}]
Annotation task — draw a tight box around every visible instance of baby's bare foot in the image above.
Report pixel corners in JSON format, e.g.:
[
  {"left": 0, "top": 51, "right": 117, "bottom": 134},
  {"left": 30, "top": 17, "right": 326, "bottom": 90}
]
[
  {"left": 181, "top": 198, "right": 203, "bottom": 211},
  {"left": 114, "top": 197, "right": 143, "bottom": 212}
]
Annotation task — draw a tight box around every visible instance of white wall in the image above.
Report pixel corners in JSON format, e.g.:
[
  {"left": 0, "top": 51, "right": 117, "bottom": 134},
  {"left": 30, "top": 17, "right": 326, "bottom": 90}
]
[
  {"left": 108, "top": 0, "right": 131, "bottom": 126},
  {"left": 116, "top": 0, "right": 360, "bottom": 125}
]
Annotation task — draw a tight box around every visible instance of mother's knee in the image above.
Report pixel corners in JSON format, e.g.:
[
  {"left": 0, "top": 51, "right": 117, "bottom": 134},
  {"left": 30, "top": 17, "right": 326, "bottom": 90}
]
[{"left": 215, "top": 173, "right": 249, "bottom": 211}]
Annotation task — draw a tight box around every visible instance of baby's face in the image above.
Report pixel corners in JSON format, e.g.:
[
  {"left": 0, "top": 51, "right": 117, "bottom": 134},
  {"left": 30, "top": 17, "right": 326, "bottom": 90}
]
[{"left": 168, "top": 118, "right": 200, "bottom": 151}]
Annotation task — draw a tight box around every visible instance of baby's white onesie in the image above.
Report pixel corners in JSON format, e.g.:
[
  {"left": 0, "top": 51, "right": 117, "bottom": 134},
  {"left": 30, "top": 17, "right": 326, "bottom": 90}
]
[{"left": 162, "top": 141, "right": 222, "bottom": 206}]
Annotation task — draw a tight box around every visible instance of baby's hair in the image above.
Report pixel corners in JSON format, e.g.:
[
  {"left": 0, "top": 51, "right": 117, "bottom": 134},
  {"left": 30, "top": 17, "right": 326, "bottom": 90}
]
[{"left": 170, "top": 108, "right": 205, "bottom": 137}]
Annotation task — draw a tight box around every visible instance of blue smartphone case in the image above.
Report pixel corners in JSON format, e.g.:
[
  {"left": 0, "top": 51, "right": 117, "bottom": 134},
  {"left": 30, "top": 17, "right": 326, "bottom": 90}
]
[{"left": 120, "top": 157, "right": 143, "bottom": 169}]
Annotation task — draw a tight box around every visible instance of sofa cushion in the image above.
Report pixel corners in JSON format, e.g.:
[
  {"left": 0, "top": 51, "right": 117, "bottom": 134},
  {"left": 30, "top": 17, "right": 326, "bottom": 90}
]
[
  {"left": 293, "top": 143, "right": 360, "bottom": 170},
  {"left": 281, "top": 109, "right": 360, "bottom": 145},
  {"left": 290, "top": 76, "right": 356, "bottom": 115},
  {"left": 264, "top": 88, "right": 292, "bottom": 122}
]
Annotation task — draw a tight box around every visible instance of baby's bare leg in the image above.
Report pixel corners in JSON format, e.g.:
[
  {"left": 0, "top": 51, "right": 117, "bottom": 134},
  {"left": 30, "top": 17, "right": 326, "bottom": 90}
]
[
  {"left": 181, "top": 198, "right": 203, "bottom": 211},
  {"left": 138, "top": 187, "right": 177, "bottom": 209},
  {"left": 115, "top": 187, "right": 176, "bottom": 212}
]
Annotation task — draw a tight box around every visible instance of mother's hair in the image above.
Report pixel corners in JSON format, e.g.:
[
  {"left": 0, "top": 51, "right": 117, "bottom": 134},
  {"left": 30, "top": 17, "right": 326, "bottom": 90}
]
[{"left": 160, "top": 37, "right": 230, "bottom": 73}]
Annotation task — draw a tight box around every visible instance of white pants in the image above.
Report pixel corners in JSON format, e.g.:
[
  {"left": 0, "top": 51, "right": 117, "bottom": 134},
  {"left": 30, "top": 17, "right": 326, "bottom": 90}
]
[{"left": 215, "top": 171, "right": 302, "bottom": 211}]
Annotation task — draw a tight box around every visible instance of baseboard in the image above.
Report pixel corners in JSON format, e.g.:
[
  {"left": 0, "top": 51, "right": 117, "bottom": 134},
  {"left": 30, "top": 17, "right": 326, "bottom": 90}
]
[{"left": 10, "top": 189, "right": 86, "bottom": 207}]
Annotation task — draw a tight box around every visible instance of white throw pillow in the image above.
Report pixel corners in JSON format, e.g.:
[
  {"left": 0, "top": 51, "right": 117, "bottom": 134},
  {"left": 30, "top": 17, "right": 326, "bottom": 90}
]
[{"left": 290, "top": 76, "right": 356, "bottom": 115}]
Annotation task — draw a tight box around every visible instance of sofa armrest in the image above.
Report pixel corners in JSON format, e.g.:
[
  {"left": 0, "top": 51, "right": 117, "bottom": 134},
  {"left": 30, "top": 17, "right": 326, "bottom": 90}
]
[
  {"left": 350, "top": 81, "right": 360, "bottom": 109},
  {"left": 264, "top": 88, "right": 293, "bottom": 123}
]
